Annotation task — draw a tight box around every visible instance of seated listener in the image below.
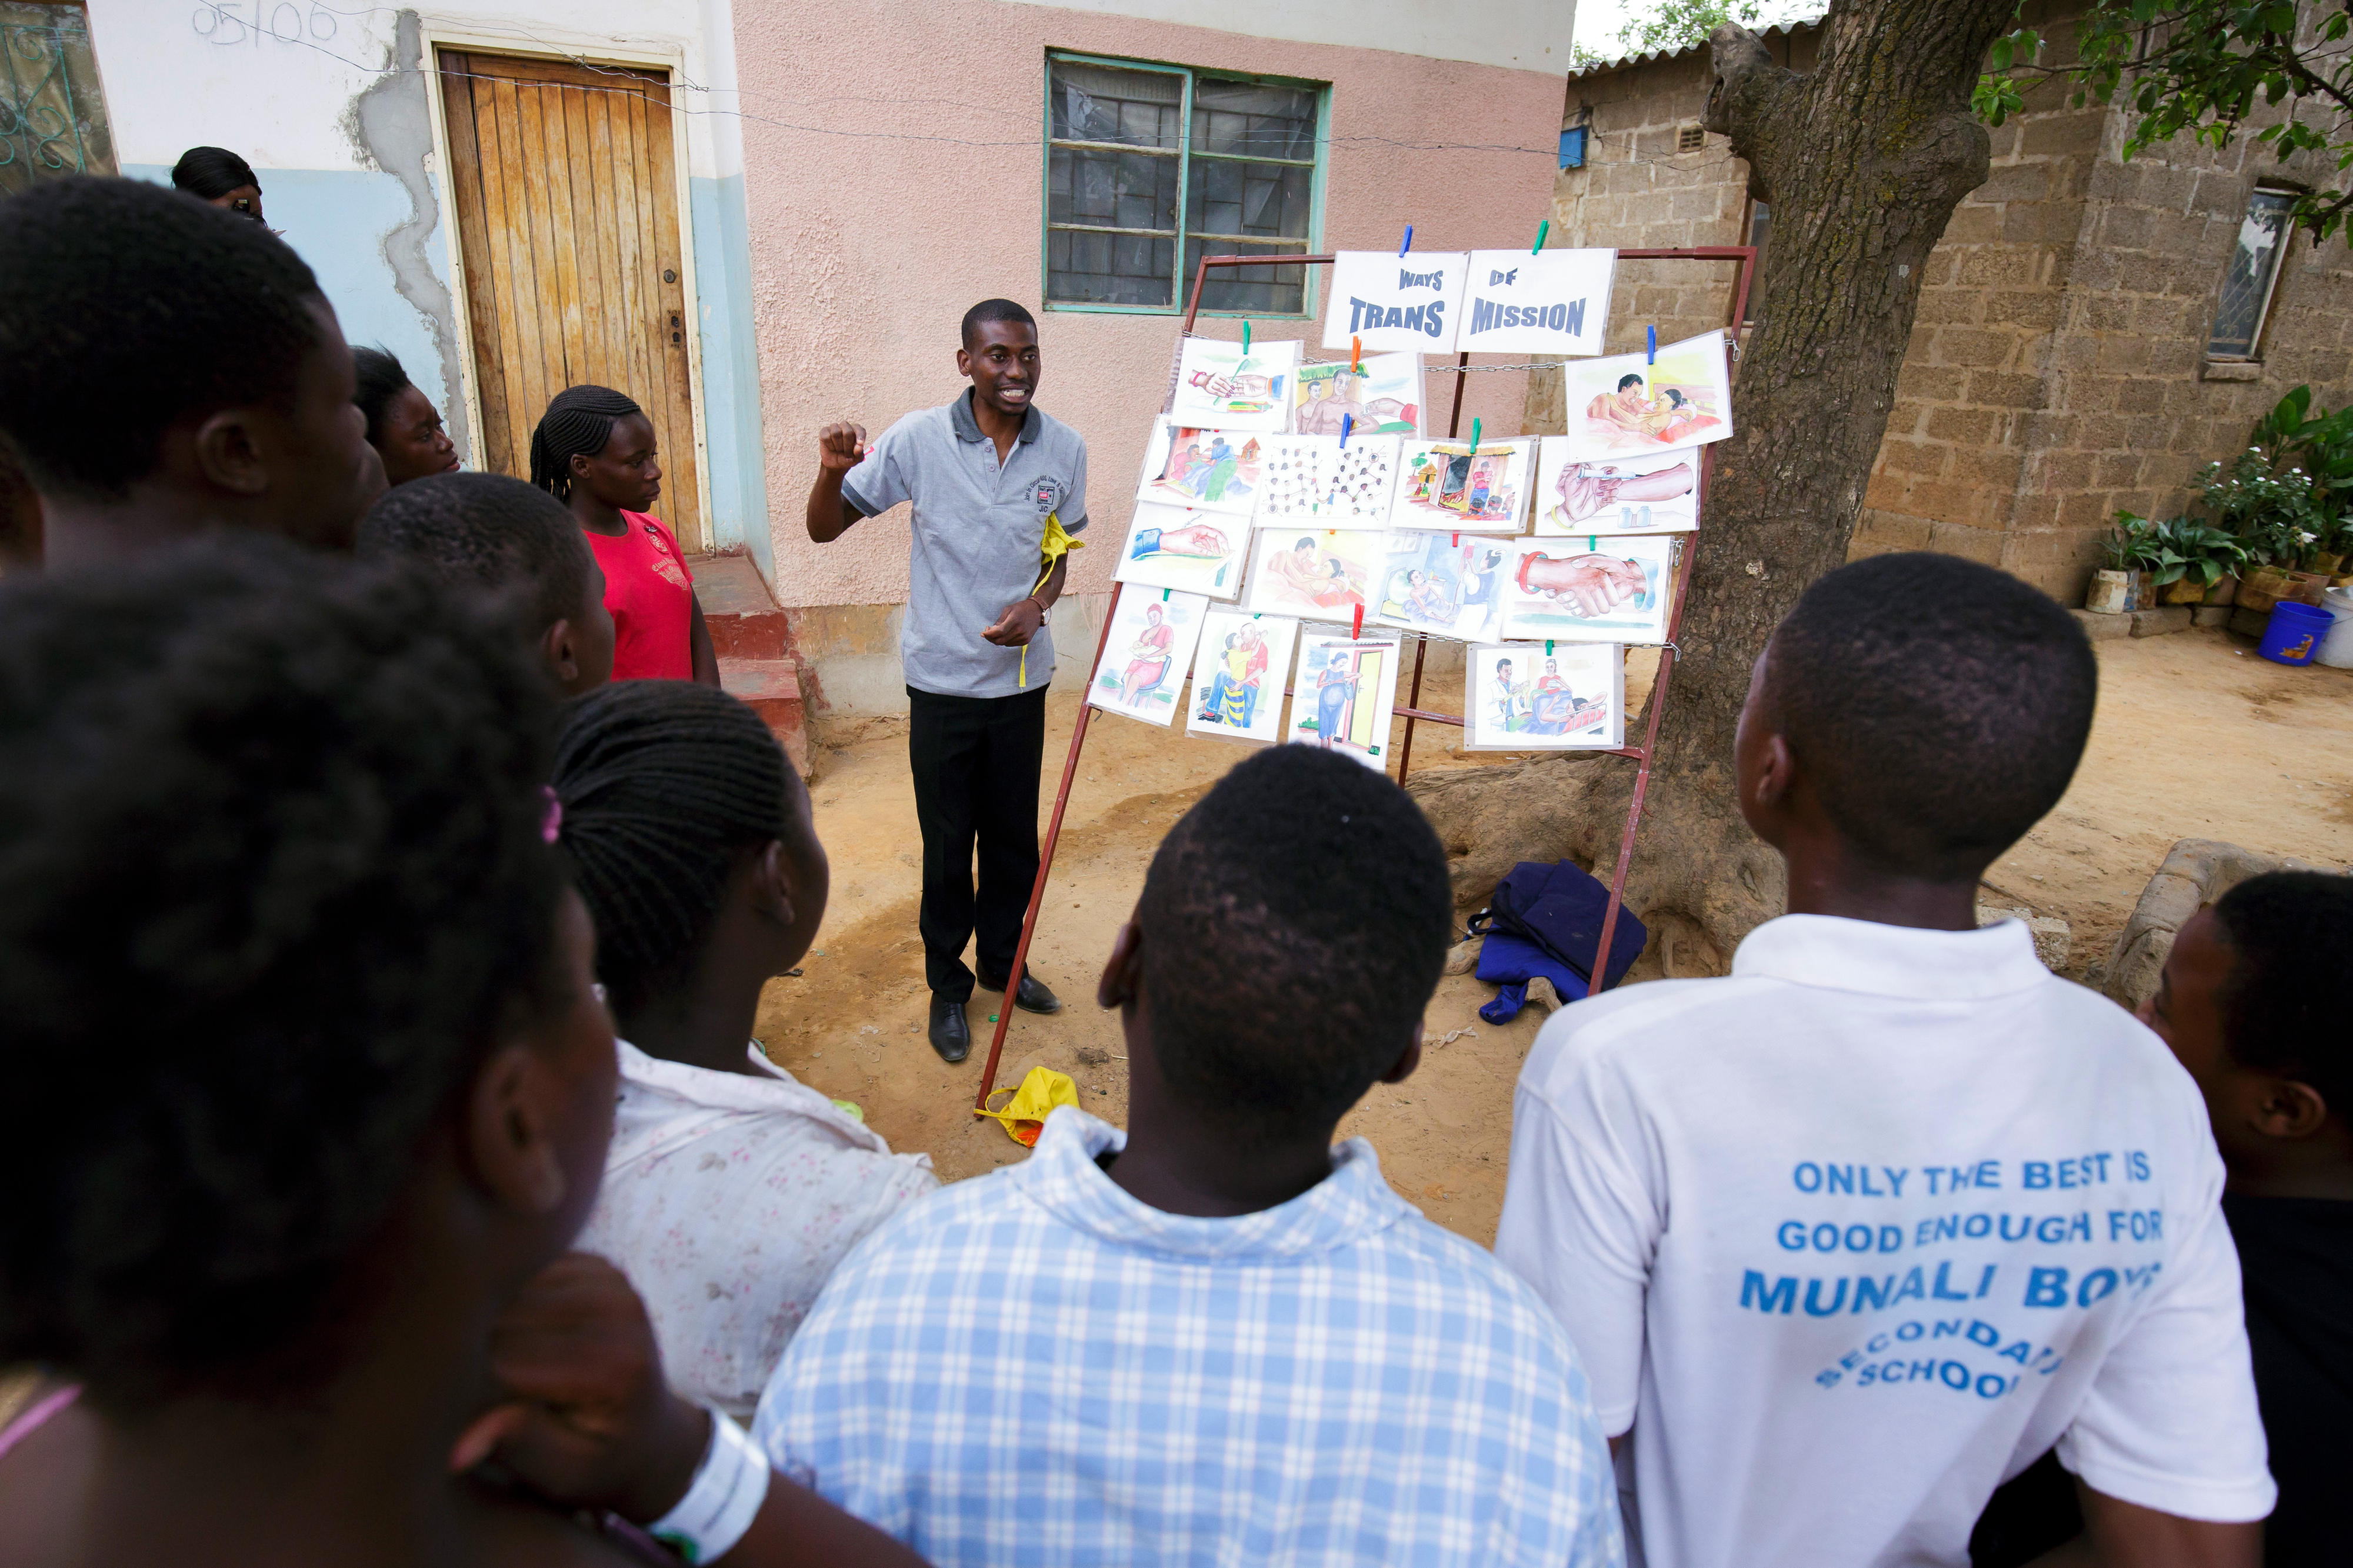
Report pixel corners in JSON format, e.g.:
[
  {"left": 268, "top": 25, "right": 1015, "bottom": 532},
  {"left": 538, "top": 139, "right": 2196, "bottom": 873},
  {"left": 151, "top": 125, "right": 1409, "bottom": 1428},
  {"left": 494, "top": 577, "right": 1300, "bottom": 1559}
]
[
  {"left": 555, "top": 679, "right": 938, "bottom": 1421},
  {"left": 358, "top": 471, "right": 615, "bottom": 696},
  {"left": 0, "top": 540, "right": 919, "bottom": 1567},
  {"left": 754, "top": 746, "right": 1625, "bottom": 1566},
  {"left": 0, "top": 176, "right": 385, "bottom": 567},
  {"left": 1496, "top": 552, "right": 2272, "bottom": 1568},
  {"left": 353, "top": 345, "right": 462, "bottom": 485},
  {"left": 2141, "top": 870, "right": 2353, "bottom": 1568}
]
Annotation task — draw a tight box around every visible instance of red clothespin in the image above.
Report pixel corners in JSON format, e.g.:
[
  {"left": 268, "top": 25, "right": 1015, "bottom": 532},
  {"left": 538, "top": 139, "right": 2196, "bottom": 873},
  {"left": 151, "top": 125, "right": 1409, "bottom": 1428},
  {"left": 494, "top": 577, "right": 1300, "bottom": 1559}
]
[
  {"left": 1352, "top": 604, "right": 1365, "bottom": 638},
  {"left": 1452, "top": 532, "right": 1460, "bottom": 546}
]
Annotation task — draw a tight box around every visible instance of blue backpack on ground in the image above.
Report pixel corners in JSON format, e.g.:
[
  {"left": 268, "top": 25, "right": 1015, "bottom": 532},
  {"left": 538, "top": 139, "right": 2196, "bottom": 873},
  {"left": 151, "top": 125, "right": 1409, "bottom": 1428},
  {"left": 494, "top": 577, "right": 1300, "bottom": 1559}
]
[{"left": 1465, "top": 859, "right": 1649, "bottom": 1023}]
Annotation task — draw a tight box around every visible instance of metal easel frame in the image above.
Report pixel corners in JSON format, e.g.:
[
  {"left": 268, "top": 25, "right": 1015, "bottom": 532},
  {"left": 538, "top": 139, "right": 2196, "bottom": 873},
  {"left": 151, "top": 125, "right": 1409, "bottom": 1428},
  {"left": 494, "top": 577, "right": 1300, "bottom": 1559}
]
[{"left": 975, "top": 245, "right": 1756, "bottom": 1108}]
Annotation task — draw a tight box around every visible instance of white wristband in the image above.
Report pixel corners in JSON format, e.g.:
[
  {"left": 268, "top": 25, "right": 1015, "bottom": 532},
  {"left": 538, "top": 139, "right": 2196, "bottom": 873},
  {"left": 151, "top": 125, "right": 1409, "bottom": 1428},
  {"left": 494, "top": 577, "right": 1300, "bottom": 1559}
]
[{"left": 647, "top": 1408, "right": 770, "bottom": 1564}]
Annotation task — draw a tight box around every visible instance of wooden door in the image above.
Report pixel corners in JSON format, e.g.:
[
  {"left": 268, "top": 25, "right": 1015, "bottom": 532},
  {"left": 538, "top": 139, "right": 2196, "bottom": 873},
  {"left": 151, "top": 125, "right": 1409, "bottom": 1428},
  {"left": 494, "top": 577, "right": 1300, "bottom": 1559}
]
[{"left": 439, "top": 49, "right": 703, "bottom": 550}]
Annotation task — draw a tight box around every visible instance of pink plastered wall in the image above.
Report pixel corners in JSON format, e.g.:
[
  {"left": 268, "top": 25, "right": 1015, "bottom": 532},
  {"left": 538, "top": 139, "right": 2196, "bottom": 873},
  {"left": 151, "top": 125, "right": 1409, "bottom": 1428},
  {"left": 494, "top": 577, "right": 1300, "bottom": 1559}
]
[{"left": 731, "top": 0, "right": 1565, "bottom": 608}]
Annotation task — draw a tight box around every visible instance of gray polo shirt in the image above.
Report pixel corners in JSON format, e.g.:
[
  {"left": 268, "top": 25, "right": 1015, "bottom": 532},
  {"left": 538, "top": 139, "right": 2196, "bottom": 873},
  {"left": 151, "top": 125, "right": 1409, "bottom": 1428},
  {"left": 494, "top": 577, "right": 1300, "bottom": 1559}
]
[{"left": 840, "top": 392, "right": 1089, "bottom": 700}]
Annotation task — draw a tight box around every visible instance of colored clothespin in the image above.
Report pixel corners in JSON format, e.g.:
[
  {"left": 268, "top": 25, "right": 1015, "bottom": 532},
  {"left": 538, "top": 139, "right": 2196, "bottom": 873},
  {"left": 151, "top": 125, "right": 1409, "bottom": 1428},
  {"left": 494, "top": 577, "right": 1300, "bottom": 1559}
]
[
  {"left": 1470, "top": 418, "right": 1481, "bottom": 456},
  {"left": 1533, "top": 219, "right": 1549, "bottom": 254},
  {"left": 1352, "top": 604, "right": 1365, "bottom": 638},
  {"left": 1452, "top": 533, "right": 1460, "bottom": 546},
  {"left": 1341, "top": 413, "right": 1353, "bottom": 449},
  {"left": 1162, "top": 588, "right": 1170, "bottom": 600},
  {"left": 1647, "top": 326, "right": 1657, "bottom": 365},
  {"left": 1241, "top": 321, "right": 1251, "bottom": 354},
  {"left": 1349, "top": 335, "right": 1362, "bottom": 373},
  {"left": 1399, "top": 225, "right": 1413, "bottom": 257},
  {"left": 1546, "top": 640, "right": 1555, "bottom": 655}
]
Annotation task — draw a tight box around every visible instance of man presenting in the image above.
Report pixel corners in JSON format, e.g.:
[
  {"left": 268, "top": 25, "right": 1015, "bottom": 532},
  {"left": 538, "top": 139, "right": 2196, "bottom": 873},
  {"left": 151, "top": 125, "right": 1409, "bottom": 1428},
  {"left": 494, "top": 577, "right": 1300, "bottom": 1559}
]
[{"left": 806, "top": 299, "right": 1084, "bottom": 1063}]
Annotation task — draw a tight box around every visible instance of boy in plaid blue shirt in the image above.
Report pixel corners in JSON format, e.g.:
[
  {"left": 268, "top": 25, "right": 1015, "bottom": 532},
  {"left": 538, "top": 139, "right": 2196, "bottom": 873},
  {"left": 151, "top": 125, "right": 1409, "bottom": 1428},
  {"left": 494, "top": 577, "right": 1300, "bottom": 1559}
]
[{"left": 752, "top": 746, "right": 1622, "bottom": 1566}]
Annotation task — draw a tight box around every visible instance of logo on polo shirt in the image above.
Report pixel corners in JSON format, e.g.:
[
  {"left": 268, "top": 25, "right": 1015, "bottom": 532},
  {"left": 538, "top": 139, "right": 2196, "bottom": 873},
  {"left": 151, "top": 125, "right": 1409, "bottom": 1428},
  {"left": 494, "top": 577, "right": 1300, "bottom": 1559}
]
[{"left": 1032, "top": 477, "right": 1062, "bottom": 514}]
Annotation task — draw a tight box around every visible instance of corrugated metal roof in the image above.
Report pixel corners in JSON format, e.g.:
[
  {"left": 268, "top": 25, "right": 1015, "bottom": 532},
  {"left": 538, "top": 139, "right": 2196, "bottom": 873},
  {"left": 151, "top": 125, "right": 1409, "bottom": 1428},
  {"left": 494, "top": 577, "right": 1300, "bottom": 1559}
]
[{"left": 1570, "top": 10, "right": 1827, "bottom": 76}]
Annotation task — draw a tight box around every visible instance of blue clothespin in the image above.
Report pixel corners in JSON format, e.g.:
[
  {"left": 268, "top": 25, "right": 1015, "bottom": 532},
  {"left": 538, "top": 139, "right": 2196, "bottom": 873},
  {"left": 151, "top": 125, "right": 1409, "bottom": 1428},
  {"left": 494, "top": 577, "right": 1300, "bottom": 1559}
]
[
  {"left": 1399, "top": 225, "right": 1413, "bottom": 258},
  {"left": 1647, "top": 326, "right": 1657, "bottom": 365},
  {"left": 1341, "top": 412, "right": 1353, "bottom": 449}
]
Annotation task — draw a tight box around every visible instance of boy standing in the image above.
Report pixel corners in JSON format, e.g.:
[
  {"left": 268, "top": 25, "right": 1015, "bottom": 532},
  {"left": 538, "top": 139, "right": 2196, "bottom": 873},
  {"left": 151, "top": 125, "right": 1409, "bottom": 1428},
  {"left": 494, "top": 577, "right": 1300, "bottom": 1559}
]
[
  {"left": 1497, "top": 553, "right": 2273, "bottom": 1567},
  {"left": 754, "top": 746, "right": 1623, "bottom": 1566},
  {"left": 805, "top": 299, "right": 1084, "bottom": 1064},
  {"left": 2140, "top": 870, "right": 2353, "bottom": 1568}
]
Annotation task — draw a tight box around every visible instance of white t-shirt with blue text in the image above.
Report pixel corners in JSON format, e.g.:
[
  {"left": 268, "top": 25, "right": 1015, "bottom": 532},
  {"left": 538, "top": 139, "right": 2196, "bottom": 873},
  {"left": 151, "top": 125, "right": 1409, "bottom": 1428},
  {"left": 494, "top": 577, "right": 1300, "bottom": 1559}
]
[{"left": 1495, "top": 914, "right": 2274, "bottom": 1568}]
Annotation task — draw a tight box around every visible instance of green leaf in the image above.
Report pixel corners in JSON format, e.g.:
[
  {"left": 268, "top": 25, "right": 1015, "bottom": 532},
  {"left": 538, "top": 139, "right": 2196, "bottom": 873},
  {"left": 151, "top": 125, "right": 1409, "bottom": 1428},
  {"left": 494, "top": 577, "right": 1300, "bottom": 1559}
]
[{"left": 1989, "top": 36, "right": 2014, "bottom": 72}]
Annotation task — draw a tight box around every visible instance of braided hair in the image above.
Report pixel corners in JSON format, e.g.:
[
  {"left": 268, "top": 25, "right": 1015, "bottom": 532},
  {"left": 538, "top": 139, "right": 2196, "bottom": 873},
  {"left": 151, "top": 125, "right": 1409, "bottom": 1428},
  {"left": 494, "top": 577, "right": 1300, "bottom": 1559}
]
[
  {"left": 529, "top": 385, "right": 642, "bottom": 503},
  {"left": 0, "top": 536, "right": 565, "bottom": 1405},
  {"left": 553, "top": 680, "right": 801, "bottom": 1017}
]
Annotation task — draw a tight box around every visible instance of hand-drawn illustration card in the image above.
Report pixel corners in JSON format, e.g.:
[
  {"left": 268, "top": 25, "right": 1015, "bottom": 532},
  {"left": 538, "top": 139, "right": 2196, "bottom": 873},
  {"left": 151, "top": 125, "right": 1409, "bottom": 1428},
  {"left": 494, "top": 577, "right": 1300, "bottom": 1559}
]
[
  {"left": 1467, "top": 642, "right": 1627, "bottom": 750},
  {"left": 1135, "top": 419, "right": 1266, "bottom": 516},
  {"left": 1114, "top": 503, "right": 1248, "bottom": 602},
  {"left": 1287, "top": 625, "right": 1404, "bottom": 772},
  {"left": 1184, "top": 609, "right": 1299, "bottom": 747},
  {"left": 1533, "top": 441, "right": 1701, "bottom": 535},
  {"left": 1460, "top": 249, "right": 1617, "bottom": 357},
  {"left": 1392, "top": 437, "right": 1534, "bottom": 533},
  {"left": 1254, "top": 436, "right": 1336, "bottom": 523},
  {"left": 1291, "top": 352, "right": 1424, "bottom": 437},
  {"left": 1324, "top": 435, "right": 1402, "bottom": 526},
  {"left": 1086, "top": 589, "right": 1208, "bottom": 727},
  {"left": 1169, "top": 337, "right": 1301, "bottom": 433},
  {"left": 1499, "top": 534, "right": 1678, "bottom": 645},
  {"left": 1241, "top": 528, "right": 1386, "bottom": 618},
  {"left": 1370, "top": 531, "right": 1508, "bottom": 642},
  {"left": 1552, "top": 329, "right": 1734, "bottom": 463},
  {"left": 1321, "top": 251, "right": 1468, "bottom": 352}
]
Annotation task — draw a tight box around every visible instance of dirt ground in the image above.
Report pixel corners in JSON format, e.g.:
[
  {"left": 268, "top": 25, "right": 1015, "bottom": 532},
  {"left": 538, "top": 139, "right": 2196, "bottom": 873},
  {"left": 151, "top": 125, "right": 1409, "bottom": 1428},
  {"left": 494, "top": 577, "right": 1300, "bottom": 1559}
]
[{"left": 758, "top": 628, "right": 2353, "bottom": 1246}]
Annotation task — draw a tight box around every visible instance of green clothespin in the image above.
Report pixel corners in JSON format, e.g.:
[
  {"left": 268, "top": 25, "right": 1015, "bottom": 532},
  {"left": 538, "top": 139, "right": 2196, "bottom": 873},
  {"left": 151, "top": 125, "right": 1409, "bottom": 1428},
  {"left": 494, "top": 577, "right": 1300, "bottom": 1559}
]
[
  {"left": 1534, "top": 219, "right": 1549, "bottom": 254},
  {"left": 1470, "top": 418, "right": 1481, "bottom": 456},
  {"left": 1241, "top": 321, "right": 1251, "bottom": 355},
  {"left": 1162, "top": 588, "right": 1170, "bottom": 600},
  {"left": 1547, "top": 640, "right": 1555, "bottom": 655}
]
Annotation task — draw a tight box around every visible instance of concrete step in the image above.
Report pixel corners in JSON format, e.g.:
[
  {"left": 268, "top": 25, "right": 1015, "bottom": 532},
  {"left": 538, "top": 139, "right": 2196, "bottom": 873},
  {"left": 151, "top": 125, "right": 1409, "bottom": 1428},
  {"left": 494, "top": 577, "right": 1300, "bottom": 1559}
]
[
  {"left": 719, "top": 657, "right": 811, "bottom": 780},
  {"left": 689, "top": 552, "right": 792, "bottom": 661}
]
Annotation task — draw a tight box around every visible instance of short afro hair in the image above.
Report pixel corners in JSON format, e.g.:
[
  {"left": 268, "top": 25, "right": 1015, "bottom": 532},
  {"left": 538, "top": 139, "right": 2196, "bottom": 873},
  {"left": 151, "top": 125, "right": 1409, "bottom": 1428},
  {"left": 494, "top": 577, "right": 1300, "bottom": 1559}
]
[
  {"left": 356, "top": 471, "right": 594, "bottom": 634},
  {"left": 0, "top": 176, "right": 325, "bottom": 501},
  {"left": 1768, "top": 552, "right": 2095, "bottom": 880},
  {"left": 0, "top": 537, "right": 567, "bottom": 1406},
  {"left": 555, "top": 680, "right": 805, "bottom": 1018},
  {"left": 961, "top": 296, "right": 1036, "bottom": 348},
  {"left": 2211, "top": 871, "right": 2353, "bottom": 1119},
  {"left": 351, "top": 345, "right": 415, "bottom": 446},
  {"left": 1136, "top": 746, "right": 1452, "bottom": 1142}
]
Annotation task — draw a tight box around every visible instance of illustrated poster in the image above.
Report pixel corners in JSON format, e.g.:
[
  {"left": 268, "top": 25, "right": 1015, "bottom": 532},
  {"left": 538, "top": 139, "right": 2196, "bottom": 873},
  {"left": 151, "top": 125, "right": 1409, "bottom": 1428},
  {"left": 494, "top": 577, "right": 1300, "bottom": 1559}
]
[
  {"left": 1498, "top": 534, "right": 1677, "bottom": 645},
  {"left": 1184, "top": 609, "right": 1298, "bottom": 747},
  {"left": 1533, "top": 441, "right": 1701, "bottom": 535},
  {"left": 1086, "top": 589, "right": 1208, "bottom": 726},
  {"left": 1321, "top": 250, "right": 1467, "bottom": 352},
  {"left": 1113, "top": 502, "right": 1248, "bottom": 601},
  {"left": 1392, "top": 436, "right": 1534, "bottom": 533},
  {"left": 1241, "top": 528, "right": 1385, "bottom": 619},
  {"left": 1135, "top": 419, "right": 1264, "bottom": 516},
  {"left": 1169, "top": 336, "right": 1301, "bottom": 433},
  {"left": 1459, "top": 248, "right": 1617, "bottom": 356},
  {"left": 1552, "top": 329, "right": 1734, "bottom": 463},
  {"left": 1467, "top": 643, "right": 1627, "bottom": 750},
  {"left": 1370, "top": 531, "right": 1508, "bottom": 642},
  {"left": 1287, "top": 625, "right": 1403, "bottom": 772},
  {"left": 1291, "top": 352, "right": 1424, "bottom": 436}
]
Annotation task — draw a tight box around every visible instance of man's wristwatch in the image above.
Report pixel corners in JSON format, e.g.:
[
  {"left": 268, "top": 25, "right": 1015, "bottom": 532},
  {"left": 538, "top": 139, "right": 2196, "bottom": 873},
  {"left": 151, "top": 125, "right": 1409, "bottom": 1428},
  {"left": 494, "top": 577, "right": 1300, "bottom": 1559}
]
[{"left": 1026, "top": 595, "right": 1050, "bottom": 626}]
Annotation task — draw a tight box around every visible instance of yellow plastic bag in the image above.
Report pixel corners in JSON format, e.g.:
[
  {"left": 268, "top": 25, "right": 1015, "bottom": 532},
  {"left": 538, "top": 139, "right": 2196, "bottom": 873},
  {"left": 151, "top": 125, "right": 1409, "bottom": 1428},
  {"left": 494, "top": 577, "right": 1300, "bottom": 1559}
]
[
  {"left": 975, "top": 1065, "right": 1080, "bottom": 1147},
  {"left": 1018, "top": 513, "right": 1085, "bottom": 688}
]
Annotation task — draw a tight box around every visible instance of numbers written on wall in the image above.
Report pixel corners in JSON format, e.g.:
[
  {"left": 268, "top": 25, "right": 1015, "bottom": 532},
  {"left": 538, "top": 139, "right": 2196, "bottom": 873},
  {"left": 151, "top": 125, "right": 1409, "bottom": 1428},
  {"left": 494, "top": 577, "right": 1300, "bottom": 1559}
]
[{"left": 189, "top": 2, "right": 337, "bottom": 46}]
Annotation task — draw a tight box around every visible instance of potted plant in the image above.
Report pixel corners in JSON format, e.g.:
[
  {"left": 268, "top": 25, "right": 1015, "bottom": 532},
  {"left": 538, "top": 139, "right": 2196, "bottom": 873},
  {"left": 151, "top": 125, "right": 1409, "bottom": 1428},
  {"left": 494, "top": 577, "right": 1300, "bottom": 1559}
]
[
  {"left": 2199, "top": 452, "right": 2321, "bottom": 611},
  {"left": 2087, "top": 518, "right": 2145, "bottom": 613},
  {"left": 2148, "top": 516, "right": 2248, "bottom": 605}
]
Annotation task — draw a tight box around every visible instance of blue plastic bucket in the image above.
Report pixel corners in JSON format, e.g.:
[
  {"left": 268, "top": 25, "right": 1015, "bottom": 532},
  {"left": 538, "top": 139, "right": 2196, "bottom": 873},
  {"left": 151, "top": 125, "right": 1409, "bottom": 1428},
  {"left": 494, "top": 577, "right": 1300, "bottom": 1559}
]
[{"left": 2258, "top": 600, "right": 2331, "bottom": 666}]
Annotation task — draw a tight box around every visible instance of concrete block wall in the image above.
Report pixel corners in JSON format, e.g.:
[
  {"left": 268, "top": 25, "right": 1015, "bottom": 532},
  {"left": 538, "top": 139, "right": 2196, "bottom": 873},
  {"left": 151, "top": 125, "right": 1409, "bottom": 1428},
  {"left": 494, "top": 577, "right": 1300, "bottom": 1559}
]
[{"left": 1531, "top": 6, "right": 2353, "bottom": 606}]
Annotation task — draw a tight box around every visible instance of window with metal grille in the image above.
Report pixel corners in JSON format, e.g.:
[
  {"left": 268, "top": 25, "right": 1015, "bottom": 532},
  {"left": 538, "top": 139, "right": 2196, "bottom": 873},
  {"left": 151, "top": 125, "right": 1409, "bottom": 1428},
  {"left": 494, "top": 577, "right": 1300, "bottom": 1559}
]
[
  {"left": 2207, "top": 188, "right": 2297, "bottom": 360},
  {"left": 1676, "top": 123, "right": 1705, "bottom": 152},
  {"left": 0, "top": 1, "right": 115, "bottom": 195},
  {"left": 1045, "top": 54, "right": 1325, "bottom": 316}
]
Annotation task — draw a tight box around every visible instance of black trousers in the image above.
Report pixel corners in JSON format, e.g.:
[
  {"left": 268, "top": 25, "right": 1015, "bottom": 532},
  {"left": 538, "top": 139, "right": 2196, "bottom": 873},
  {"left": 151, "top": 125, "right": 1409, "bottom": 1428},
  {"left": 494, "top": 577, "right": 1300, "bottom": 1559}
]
[{"left": 906, "top": 683, "right": 1048, "bottom": 1000}]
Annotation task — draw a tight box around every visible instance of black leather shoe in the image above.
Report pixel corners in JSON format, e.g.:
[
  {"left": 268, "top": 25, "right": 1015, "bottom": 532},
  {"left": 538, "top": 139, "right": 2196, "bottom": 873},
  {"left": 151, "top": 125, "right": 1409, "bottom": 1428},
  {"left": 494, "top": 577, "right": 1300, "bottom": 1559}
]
[
  {"left": 928, "top": 995, "right": 971, "bottom": 1063},
  {"left": 981, "top": 969, "right": 1062, "bottom": 1015}
]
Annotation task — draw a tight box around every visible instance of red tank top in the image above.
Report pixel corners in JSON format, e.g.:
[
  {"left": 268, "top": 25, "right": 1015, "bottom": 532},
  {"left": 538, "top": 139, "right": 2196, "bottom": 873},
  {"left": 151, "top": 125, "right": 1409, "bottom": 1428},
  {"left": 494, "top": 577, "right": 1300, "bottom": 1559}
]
[{"left": 585, "top": 511, "right": 694, "bottom": 682}]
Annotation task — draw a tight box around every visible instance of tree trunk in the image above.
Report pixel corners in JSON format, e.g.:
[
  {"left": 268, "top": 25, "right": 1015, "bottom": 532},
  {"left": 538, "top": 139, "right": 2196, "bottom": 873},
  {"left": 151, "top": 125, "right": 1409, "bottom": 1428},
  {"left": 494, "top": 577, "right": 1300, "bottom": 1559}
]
[{"left": 1411, "top": 0, "right": 2020, "bottom": 972}]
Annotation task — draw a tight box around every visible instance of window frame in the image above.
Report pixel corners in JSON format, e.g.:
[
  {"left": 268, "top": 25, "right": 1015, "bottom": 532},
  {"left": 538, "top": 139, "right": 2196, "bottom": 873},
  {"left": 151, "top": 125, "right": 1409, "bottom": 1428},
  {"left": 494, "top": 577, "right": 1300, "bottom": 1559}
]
[
  {"left": 2206, "top": 185, "right": 2299, "bottom": 363},
  {"left": 1041, "top": 50, "right": 1330, "bottom": 321}
]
